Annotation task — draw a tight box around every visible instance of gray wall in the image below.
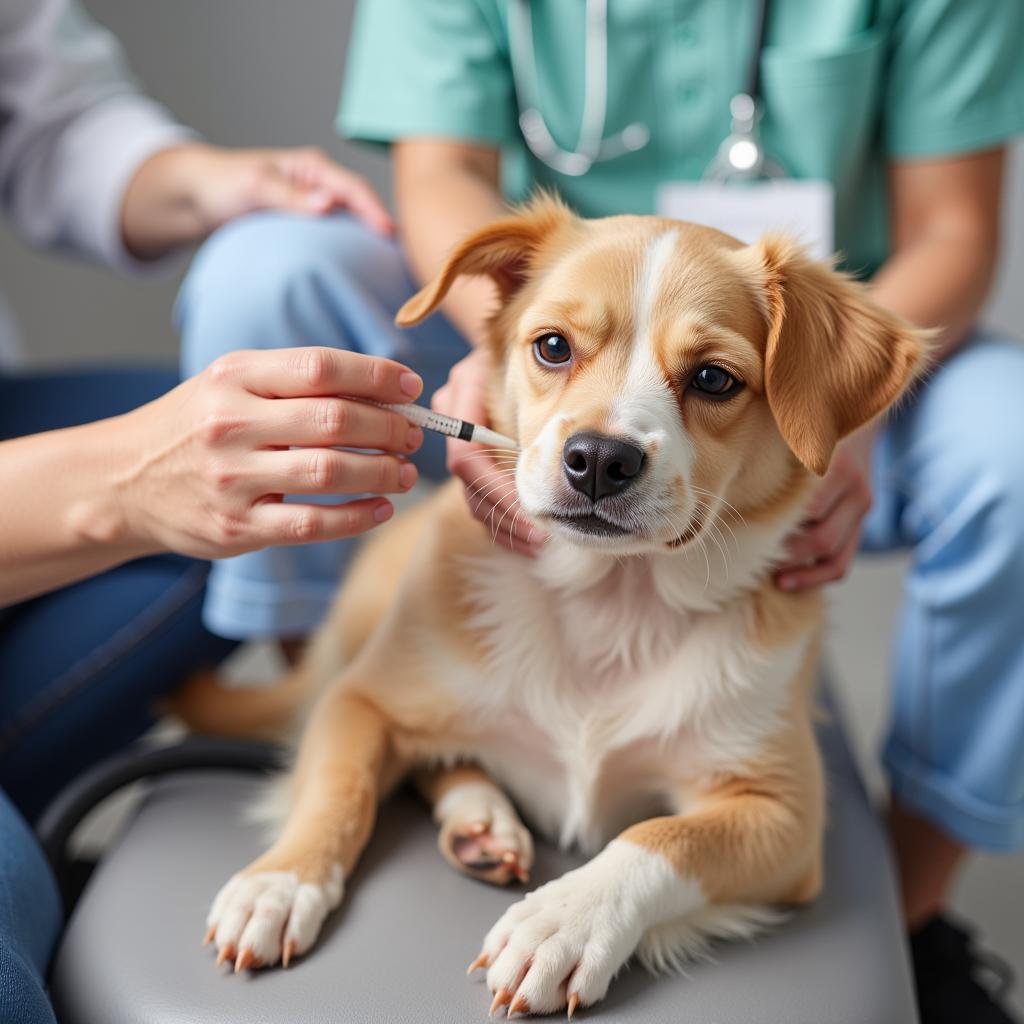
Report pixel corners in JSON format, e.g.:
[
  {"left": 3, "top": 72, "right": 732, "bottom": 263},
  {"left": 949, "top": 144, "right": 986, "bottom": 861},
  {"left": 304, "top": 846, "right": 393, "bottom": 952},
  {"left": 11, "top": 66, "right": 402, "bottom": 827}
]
[{"left": 3, "top": 0, "right": 1021, "bottom": 986}]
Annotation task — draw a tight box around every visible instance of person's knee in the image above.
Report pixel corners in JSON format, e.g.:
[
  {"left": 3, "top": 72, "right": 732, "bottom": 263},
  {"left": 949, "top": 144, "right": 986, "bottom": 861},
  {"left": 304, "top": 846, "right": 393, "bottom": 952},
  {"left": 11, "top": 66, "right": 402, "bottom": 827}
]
[
  {"left": 906, "top": 338, "right": 1024, "bottom": 563},
  {"left": 177, "top": 212, "right": 401, "bottom": 374}
]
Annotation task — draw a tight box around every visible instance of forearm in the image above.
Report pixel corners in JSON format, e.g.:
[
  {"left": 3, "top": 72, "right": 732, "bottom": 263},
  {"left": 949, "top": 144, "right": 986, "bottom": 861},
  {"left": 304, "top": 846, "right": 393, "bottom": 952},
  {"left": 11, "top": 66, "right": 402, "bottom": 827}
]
[
  {"left": 850, "top": 238, "right": 993, "bottom": 456},
  {"left": 119, "top": 143, "right": 215, "bottom": 260},
  {"left": 869, "top": 232, "right": 997, "bottom": 363},
  {"left": 0, "top": 417, "right": 150, "bottom": 606},
  {"left": 869, "top": 148, "right": 1004, "bottom": 364},
  {"left": 394, "top": 140, "right": 507, "bottom": 345}
]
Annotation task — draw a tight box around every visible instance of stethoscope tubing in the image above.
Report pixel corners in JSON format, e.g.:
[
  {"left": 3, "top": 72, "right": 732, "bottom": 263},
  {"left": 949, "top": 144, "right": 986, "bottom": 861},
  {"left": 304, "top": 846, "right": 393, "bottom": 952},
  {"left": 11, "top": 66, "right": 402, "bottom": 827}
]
[
  {"left": 508, "top": 0, "right": 776, "bottom": 181},
  {"left": 509, "top": 0, "right": 648, "bottom": 176}
]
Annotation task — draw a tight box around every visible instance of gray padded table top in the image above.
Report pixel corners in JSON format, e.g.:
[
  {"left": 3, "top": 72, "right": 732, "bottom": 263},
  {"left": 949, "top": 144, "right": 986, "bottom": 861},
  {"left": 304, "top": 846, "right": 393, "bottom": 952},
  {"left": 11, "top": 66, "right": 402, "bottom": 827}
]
[{"left": 52, "top": 714, "right": 917, "bottom": 1024}]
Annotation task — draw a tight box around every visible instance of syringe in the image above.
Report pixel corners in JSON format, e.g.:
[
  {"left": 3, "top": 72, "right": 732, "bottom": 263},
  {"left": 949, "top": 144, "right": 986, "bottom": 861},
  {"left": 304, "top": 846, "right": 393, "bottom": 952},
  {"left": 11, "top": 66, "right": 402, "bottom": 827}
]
[{"left": 380, "top": 403, "right": 519, "bottom": 451}]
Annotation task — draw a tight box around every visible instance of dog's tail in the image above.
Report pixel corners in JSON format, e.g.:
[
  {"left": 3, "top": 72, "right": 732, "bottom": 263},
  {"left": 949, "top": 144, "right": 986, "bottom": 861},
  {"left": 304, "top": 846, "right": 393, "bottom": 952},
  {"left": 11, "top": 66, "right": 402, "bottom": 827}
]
[{"left": 162, "top": 666, "right": 315, "bottom": 743}]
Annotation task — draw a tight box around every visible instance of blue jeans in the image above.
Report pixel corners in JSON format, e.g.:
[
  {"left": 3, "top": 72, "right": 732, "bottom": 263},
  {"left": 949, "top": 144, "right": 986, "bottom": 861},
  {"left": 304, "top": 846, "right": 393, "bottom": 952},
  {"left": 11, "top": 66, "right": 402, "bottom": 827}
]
[
  {"left": 179, "top": 212, "right": 1024, "bottom": 855},
  {"left": 0, "top": 368, "right": 238, "bottom": 1024}
]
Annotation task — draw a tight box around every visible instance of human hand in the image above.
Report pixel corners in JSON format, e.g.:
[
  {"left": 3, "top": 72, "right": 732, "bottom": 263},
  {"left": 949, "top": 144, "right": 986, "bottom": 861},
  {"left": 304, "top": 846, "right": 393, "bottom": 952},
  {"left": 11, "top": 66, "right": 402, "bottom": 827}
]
[
  {"left": 775, "top": 433, "right": 874, "bottom": 591},
  {"left": 122, "top": 143, "right": 393, "bottom": 257},
  {"left": 116, "top": 348, "right": 423, "bottom": 559},
  {"left": 432, "top": 350, "right": 546, "bottom": 556}
]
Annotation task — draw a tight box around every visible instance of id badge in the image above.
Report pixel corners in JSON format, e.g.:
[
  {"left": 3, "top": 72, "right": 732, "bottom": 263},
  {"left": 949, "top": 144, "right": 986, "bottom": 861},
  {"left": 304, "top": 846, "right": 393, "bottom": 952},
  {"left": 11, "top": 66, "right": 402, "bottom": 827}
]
[{"left": 656, "top": 179, "right": 835, "bottom": 260}]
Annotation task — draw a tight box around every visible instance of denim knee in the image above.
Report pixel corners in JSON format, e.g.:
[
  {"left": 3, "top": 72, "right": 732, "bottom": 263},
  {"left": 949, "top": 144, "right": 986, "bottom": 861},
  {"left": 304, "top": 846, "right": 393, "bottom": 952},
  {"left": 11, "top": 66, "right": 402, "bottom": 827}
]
[
  {"left": 894, "top": 338, "right": 1024, "bottom": 568},
  {"left": 177, "top": 212, "right": 412, "bottom": 377}
]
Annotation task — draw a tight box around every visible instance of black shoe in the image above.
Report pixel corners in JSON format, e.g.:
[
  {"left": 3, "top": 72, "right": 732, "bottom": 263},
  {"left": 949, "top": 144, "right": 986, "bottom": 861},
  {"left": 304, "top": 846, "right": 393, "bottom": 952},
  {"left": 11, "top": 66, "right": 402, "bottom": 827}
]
[{"left": 910, "top": 914, "right": 1020, "bottom": 1024}]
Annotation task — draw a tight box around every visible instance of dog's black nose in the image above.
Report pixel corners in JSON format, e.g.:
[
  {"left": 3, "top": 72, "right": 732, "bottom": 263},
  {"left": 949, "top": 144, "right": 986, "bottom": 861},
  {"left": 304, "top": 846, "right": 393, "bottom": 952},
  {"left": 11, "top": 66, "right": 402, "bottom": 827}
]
[{"left": 562, "top": 432, "right": 646, "bottom": 501}]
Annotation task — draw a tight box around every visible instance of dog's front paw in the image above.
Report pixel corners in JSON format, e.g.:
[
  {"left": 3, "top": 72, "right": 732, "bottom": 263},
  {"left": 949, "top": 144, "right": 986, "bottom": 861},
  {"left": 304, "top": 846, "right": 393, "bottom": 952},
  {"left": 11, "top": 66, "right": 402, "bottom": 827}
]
[
  {"left": 204, "top": 861, "right": 343, "bottom": 971},
  {"left": 436, "top": 782, "right": 533, "bottom": 886},
  {"left": 471, "top": 857, "right": 644, "bottom": 1017}
]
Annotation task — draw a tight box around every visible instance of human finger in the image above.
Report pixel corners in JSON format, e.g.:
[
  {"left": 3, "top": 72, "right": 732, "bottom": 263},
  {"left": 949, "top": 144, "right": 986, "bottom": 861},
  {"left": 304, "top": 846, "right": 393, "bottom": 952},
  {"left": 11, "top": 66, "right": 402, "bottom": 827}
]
[
  {"left": 776, "top": 527, "right": 862, "bottom": 591},
  {"left": 251, "top": 497, "right": 394, "bottom": 547},
  {"left": 310, "top": 160, "right": 395, "bottom": 235},
  {"left": 248, "top": 449, "right": 417, "bottom": 497},
  {"left": 212, "top": 348, "right": 422, "bottom": 403},
  {"left": 248, "top": 396, "right": 423, "bottom": 453}
]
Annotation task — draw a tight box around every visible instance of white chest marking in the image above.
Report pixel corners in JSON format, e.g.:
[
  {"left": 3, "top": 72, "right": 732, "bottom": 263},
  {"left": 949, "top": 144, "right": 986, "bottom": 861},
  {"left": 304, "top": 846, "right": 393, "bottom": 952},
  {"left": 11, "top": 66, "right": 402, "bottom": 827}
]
[{"left": 448, "top": 547, "right": 807, "bottom": 853}]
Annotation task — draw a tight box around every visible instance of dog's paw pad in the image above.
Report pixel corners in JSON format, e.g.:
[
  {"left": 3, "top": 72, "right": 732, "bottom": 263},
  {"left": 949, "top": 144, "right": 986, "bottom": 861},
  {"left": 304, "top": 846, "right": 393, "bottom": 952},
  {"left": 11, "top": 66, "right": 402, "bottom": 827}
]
[
  {"left": 205, "top": 864, "right": 343, "bottom": 972},
  {"left": 436, "top": 783, "right": 533, "bottom": 886},
  {"left": 449, "top": 825, "right": 530, "bottom": 883}
]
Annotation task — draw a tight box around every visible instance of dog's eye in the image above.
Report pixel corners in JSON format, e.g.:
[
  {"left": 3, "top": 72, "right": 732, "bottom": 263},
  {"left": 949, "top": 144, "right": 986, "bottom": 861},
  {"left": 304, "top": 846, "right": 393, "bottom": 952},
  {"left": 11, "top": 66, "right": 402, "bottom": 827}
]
[
  {"left": 533, "top": 334, "right": 573, "bottom": 367},
  {"left": 689, "top": 364, "right": 742, "bottom": 400}
]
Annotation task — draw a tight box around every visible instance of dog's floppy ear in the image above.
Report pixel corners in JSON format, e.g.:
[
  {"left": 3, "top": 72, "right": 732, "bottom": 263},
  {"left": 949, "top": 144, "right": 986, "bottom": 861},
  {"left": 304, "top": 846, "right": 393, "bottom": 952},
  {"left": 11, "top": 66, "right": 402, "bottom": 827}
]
[
  {"left": 395, "top": 194, "right": 574, "bottom": 328},
  {"left": 740, "top": 235, "right": 929, "bottom": 476}
]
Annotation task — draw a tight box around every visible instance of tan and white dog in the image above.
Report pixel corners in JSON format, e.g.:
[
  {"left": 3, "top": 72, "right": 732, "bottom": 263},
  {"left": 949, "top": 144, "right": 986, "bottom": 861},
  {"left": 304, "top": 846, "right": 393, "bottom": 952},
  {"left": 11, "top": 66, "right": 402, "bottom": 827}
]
[{"left": 184, "top": 198, "right": 925, "bottom": 1017}]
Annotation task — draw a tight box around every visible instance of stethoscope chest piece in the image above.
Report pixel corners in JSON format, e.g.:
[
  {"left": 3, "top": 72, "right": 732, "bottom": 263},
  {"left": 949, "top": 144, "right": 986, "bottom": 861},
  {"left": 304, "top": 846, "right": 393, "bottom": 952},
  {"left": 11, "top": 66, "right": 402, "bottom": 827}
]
[{"left": 704, "top": 93, "right": 785, "bottom": 183}]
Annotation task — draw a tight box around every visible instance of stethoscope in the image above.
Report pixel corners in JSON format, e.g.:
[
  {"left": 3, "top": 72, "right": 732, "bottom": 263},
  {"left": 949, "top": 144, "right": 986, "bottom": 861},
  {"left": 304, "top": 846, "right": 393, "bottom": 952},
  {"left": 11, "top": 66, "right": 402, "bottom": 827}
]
[{"left": 508, "top": 0, "right": 781, "bottom": 182}]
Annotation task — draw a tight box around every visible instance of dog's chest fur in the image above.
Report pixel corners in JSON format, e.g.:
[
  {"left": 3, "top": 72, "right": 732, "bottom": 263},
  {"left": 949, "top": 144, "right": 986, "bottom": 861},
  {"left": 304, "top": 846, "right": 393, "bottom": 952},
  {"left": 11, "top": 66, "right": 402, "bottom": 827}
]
[{"left": 432, "top": 542, "right": 808, "bottom": 854}]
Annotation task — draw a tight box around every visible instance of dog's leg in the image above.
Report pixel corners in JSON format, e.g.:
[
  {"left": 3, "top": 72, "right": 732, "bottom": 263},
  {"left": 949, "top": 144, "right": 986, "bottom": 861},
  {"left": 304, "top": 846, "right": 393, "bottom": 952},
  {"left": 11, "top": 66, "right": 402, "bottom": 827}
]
[
  {"left": 474, "top": 757, "right": 822, "bottom": 1017},
  {"left": 206, "top": 688, "right": 393, "bottom": 971},
  {"left": 415, "top": 765, "right": 533, "bottom": 886}
]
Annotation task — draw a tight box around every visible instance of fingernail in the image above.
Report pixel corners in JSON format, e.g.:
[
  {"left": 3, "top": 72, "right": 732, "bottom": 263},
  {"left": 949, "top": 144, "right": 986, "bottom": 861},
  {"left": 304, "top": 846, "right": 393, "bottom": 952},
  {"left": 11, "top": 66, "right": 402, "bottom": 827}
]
[
  {"left": 407, "top": 426, "right": 423, "bottom": 450},
  {"left": 399, "top": 462, "right": 418, "bottom": 489},
  {"left": 306, "top": 189, "right": 332, "bottom": 210},
  {"left": 400, "top": 372, "right": 423, "bottom": 398},
  {"left": 374, "top": 502, "right": 394, "bottom": 524},
  {"left": 778, "top": 576, "right": 798, "bottom": 591}
]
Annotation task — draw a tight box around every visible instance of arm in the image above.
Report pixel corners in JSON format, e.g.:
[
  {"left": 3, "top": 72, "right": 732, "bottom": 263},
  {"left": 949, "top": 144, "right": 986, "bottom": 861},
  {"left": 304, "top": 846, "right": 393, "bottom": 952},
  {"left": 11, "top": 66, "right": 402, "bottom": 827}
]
[
  {"left": 776, "top": 147, "right": 1005, "bottom": 591},
  {"left": 0, "top": 349, "right": 424, "bottom": 607},
  {"left": 870, "top": 147, "right": 1004, "bottom": 360},
  {"left": 393, "top": 138, "right": 545, "bottom": 555},
  {"left": 120, "top": 142, "right": 393, "bottom": 260},
  {"left": 0, "top": 0, "right": 191, "bottom": 266},
  {"left": 393, "top": 138, "right": 506, "bottom": 345},
  {"left": 0, "top": 0, "right": 392, "bottom": 268}
]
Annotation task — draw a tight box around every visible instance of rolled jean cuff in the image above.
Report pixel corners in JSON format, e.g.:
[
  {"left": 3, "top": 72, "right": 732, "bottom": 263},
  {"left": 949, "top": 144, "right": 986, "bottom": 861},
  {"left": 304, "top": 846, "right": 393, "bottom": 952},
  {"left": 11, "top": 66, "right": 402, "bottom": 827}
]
[
  {"left": 884, "top": 738, "right": 1024, "bottom": 853},
  {"left": 202, "top": 575, "right": 336, "bottom": 640}
]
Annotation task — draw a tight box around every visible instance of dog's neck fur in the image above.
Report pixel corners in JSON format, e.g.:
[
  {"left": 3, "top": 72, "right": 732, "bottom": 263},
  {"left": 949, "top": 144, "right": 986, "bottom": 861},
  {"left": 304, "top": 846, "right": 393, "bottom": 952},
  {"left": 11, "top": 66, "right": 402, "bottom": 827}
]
[{"left": 478, "top": 494, "right": 804, "bottom": 684}]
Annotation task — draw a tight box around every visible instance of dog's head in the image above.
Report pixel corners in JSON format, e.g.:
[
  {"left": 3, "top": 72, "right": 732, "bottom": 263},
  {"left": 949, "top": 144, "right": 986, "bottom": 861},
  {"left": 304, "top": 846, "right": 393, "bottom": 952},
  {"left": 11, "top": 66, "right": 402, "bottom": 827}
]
[{"left": 398, "top": 197, "right": 927, "bottom": 556}]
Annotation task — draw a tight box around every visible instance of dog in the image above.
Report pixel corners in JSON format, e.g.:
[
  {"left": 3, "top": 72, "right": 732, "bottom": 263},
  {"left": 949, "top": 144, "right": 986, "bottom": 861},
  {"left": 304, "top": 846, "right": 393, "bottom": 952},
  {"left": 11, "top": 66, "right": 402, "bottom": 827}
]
[{"left": 183, "top": 196, "right": 925, "bottom": 1017}]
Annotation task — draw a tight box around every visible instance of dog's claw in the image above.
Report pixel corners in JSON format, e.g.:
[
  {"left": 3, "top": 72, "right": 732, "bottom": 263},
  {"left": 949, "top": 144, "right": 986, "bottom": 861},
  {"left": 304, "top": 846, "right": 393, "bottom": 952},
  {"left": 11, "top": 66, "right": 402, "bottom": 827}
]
[
  {"left": 203, "top": 924, "right": 216, "bottom": 945},
  {"left": 215, "top": 944, "right": 235, "bottom": 967},
  {"left": 567, "top": 992, "right": 580, "bottom": 1020},
  {"left": 501, "top": 851, "right": 518, "bottom": 865},
  {"left": 509, "top": 992, "right": 530, "bottom": 1016},
  {"left": 467, "top": 952, "right": 490, "bottom": 974},
  {"left": 282, "top": 938, "right": 297, "bottom": 968},
  {"left": 489, "top": 988, "right": 513, "bottom": 1017},
  {"left": 470, "top": 822, "right": 489, "bottom": 836},
  {"left": 234, "top": 948, "right": 256, "bottom": 973}
]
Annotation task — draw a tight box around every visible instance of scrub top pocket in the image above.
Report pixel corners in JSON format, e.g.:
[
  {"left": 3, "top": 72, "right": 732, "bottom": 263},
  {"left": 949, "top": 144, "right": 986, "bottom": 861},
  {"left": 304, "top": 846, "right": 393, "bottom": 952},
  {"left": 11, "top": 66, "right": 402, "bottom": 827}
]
[{"left": 760, "top": 29, "right": 888, "bottom": 271}]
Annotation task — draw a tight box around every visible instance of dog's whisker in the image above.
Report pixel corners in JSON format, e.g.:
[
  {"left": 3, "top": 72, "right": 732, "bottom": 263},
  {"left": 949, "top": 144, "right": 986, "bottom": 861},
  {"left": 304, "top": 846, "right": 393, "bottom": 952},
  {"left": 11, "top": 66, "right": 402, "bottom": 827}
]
[
  {"left": 466, "top": 468, "right": 520, "bottom": 505},
  {"left": 462, "top": 448, "right": 520, "bottom": 459},
  {"left": 471, "top": 481, "right": 518, "bottom": 517},
  {"left": 494, "top": 497, "right": 522, "bottom": 541},
  {"left": 688, "top": 485, "right": 748, "bottom": 529}
]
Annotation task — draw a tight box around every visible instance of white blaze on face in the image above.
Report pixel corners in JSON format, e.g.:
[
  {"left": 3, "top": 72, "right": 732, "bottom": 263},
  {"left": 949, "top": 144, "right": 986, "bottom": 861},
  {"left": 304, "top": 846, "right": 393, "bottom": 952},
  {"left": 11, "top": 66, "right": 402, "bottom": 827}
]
[{"left": 611, "top": 230, "right": 695, "bottom": 492}]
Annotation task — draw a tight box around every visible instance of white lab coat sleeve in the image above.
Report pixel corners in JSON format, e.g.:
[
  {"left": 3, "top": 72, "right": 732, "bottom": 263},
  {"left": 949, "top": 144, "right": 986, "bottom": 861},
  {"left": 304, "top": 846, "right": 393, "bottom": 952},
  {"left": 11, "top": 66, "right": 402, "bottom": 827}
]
[{"left": 0, "top": 0, "right": 195, "bottom": 272}]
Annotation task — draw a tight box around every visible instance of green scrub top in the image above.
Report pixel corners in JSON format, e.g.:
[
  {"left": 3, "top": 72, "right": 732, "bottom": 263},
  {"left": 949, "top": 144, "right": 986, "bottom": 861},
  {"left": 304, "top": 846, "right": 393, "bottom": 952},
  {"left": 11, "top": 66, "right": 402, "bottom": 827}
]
[{"left": 339, "top": 0, "right": 1024, "bottom": 276}]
